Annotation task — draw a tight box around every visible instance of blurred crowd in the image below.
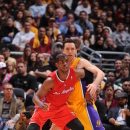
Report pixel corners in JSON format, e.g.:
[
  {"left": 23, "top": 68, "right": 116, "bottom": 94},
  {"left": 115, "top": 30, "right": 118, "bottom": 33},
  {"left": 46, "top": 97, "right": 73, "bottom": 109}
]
[{"left": 0, "top": 0, "right": 130, "bottom": 130}]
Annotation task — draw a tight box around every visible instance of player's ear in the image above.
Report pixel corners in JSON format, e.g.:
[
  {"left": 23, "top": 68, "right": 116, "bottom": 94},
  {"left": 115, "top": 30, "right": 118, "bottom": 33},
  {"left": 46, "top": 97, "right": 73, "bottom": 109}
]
[{"left": 55, "top": 63, "right": 58, "bottom": 68}]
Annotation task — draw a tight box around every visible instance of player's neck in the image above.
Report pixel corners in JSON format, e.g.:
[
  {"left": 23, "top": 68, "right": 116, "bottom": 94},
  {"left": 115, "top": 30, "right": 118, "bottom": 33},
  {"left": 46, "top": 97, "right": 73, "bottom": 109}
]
[
  {"left": 57, "top": 70, "right": 69, "bottom": 81},
  {"left": 69, "top": 57, "right": 76, "bottom": 66}
]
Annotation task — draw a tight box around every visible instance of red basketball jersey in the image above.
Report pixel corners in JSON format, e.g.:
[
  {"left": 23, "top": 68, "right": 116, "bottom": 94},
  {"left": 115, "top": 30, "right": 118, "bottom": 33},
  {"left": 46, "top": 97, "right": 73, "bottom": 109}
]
[{"left": 45, "top": 67, "right": 77, "bottom": 107}]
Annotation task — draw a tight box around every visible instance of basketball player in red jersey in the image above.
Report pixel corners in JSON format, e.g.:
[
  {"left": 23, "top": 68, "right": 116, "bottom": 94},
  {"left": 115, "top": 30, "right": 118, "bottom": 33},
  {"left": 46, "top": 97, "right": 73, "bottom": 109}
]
[{"left": 27, "top": 53, "right": 85, "bottom": 130}]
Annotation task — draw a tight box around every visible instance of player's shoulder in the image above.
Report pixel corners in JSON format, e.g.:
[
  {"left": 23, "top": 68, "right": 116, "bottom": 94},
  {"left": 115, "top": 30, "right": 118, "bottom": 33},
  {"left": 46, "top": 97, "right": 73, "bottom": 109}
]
[{"left": 77, "top": 58, "right": 89, "bottom": 67}]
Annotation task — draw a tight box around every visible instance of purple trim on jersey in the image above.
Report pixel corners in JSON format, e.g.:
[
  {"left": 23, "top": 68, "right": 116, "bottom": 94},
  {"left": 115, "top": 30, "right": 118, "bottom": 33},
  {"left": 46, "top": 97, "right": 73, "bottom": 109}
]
[
  {"left": 87, "top": 104, "right": 105, "bottom": 130},
  {"left": 81, "top": 79, "right": 86, "bottom": 98}
]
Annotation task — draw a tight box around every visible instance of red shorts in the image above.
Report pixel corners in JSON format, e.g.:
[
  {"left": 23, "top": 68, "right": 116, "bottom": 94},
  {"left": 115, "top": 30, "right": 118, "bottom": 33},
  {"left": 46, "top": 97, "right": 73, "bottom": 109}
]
[{"left": 30, "top": 104, "right": 76, "bottom": 129}]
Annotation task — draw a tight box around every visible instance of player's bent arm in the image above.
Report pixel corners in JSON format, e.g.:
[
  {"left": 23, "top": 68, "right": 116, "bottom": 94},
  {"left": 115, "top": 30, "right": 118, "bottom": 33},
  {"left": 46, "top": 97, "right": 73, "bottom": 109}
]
[
  {"left": 78, "top": 59, "right": 105, "bottom": 86},
  {"left": 33, "top": 77, "right": 54, "bottom": 107},
  {"left": 74, "top": 68, "right": 85, "bottom": 79}
]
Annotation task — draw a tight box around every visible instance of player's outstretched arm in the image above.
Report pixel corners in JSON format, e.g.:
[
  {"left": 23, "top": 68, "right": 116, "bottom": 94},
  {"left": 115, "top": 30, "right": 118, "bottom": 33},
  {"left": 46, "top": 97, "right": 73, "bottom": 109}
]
[
  {"left": 74, "top": 68, "right": 85, "bottom": 79},
  {"left": 78, "top": 59, "right": 105, "bottom": 97},
  {"left": 33, "top": 77, "right": 54, "bottom": 111}
]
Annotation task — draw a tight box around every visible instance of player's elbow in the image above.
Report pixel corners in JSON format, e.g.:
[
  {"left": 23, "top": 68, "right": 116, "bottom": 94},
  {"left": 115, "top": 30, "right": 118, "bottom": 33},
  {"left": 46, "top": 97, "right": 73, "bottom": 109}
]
[{"left": 101, "top": 71, "right": 105, "bottom": 79}]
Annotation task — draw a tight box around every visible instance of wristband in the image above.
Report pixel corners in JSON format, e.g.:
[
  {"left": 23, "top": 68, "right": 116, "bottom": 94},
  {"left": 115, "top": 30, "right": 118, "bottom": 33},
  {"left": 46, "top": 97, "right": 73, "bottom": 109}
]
[{"left": 39, "top": 100, "right": 44, "bottom": 108}]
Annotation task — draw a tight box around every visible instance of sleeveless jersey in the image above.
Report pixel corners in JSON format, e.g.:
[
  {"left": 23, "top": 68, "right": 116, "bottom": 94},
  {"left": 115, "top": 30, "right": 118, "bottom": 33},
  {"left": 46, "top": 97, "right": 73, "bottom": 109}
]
[
  {"left": 45, "top": 67, "right": 77, "bottom": 107},
  {"left": 67, "top": 58, "right": 104, "bottom": 130}
]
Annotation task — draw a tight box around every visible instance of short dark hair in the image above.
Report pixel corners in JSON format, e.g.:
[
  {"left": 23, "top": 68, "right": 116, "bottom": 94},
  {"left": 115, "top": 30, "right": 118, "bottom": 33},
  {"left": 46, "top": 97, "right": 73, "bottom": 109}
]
[
  {"left": 121, "top": 63, "right": 129, "bottom": 70},
  {"left": 17, "top": 1, "right": 25, "bottom": 6},
  {"left": 103, "top": 81, "right": 114, "bottom": 91},
  {"left": 25, "top": 16, "right": 33, "bottom": 20},
  {"left": 63, "top": 39, "right": 76, "bottom": 49},
  {"left": 26, "top": 106, "right": 35, "bottom": 111},
  {"left": 1, "top": 47, "right": 10, "bottom": 52},
  {"left": 17, "top": 62, "right": 26, "bottom": 66},
  {"left": 55, "top": 53, "right": 68, "bottom": 63},
  {"left": 122, "top": 78, "right": 130, "bottom": 83},
  {"left": 80, "top": 11, "right": 87, "bottom": 15},
  {"left": 114, "top": 59, "right": 122, "bottom": 64},
  {"left": 3, "top": 83, "right": 13, "bottom": 90}
]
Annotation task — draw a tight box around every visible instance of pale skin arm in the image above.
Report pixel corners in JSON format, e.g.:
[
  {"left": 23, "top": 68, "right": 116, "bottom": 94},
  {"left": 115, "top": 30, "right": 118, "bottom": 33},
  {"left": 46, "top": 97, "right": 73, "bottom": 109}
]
[
  {"left": 33, "top": 77, "right": 54, "bottom": 111},
  {"left": 77, "top": 58, "right": 105, "bottom": 97},
  {"left": 74, "top": 68, "right": 85, "bottom": 79}
]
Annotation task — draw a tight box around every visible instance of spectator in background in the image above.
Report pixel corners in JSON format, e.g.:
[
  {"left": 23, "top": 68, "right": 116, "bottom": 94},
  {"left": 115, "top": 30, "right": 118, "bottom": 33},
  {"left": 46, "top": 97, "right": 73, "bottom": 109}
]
[
  {"left": 124, "top": 13, "right": 130, "bottom": 33},
  {"left": 80, "top": 29, "right": 94, "bottom": 50},
  {"left": 6, "top": 60, "right": 16, "bottom": 75},
  {"left": 0, "top": 0, "right": 3, "bottom": 7},
  {"left": 109, "top": 0, "right": 117, "bottom": 11},
  {"left": 59, "top": 13, "right": 83, "bottom": 35},
  {"left": 0, "top": 54, "right": 5, "bottom": 62},
  {"left": 46, "top": 27, "right": 55, "bottom": 45},
  {"left": 22, "top": 16, "right": 38, "bottom": 37},
  {"left": 0, "top": 62, "right": 11, "bottom": 90},
  {"left": 12, "top": 21, "right": 35, "bottom": 51},
  {"left": 0, "top": 83, "right": 23, "bottom": 130},
  {"left": 74, "top": 0, "right": 91, "bottom": 16},
  {"left": 95, "top": 85, "right": 106, "bottom": 123},
  {"left": 14, "top": 10, "right": 23, "bottom": 31},
  {"left": 94, "top": 23, "right": 103, "bottom": 40},
  {"left": 122, "top": 79, "right": 130, "bottom": 95},
  {"left": 89, "top": 36, "right": 105, "bottom": 51},
  {"left": 48, "top": 17, "right": 61, "bottom": 40},
  {"left": 102, "top": 81, "right": 118, "bottom": 116},
  {"left": 103, "top": 92, "right": 130, "bottom": 130},
  {"left": 29, "top": 0, "right": 47, "bottom": 18},
  {"left": 75, "top": 11, "right": 94, "bottom": 34},
  {"left": 17, "top": 1, "right": 25, "bottom": 12},
  {"left": 29, "top": 53, "right": 52, "bottom": 84},
  {"left": 55, "top": 8, "right": 66, "bottom": 26},
  {"left": 115, "top": 2, "right": 127, "bottom": 23},
  {"left": 96, "top": 84, "right": 103, "bottom": 101},
  {"left": 105, "top": 37, "right": 124, "bottom": 52},
  {"left": 17, "top": 45, "right": 32, "bottom": 65},
  {"left": 29, "top": 27, "right": 51, "bottom": 53},
  {"left": 53, "top": 0, "right": 66, "bottom": 15},
  {"left": 65, "top": 24, "right": 82, "bottom": 40},
  {"left": 110, "top": 22, "right": 130, "bottom": 46},
  {"left": 115, "top": 64, "right": 130, "bottom": 86},
  {"left": 0, "top": 16, "right": 19, "bottom": 43},
  {"left": 123, "top": 55, "right": 130, "bottom": 66},
  {"left": 114, "top": 88, "right": 122, "bottom": 99},
  {"left": 27, "top": 52, "right": 36, "bottom": 72},
  {"left": 10, "top": 0, "right": 18, "bottom": 16},
  {"left": 89, "top": 6, "right": 99, "bottom": 26},
  {"left": 9, "top": 62, "right": 38, "bottom": 108},
  {"left": 102, "top": 28, "right": 110, "bottom": 40},
  {"left": 101, "top": 0, "right": 110, "bottom": 10},
  {"left": 114, "top": 59, "right": 122, "bottom": 80},
  {"left": 106, "top": 7, "right": 116, "bottom": 32},
  {"left": 100, "top": 11, "right": 108, "bottom": 26},
  {"left": 1, "top": 48, "right": 16, "bottom": 66},
  {"left": 40, "top": 4, "right": 55, "bottom": 27},
  {"left": 55, "top": 34, "right": 64, "bottom": 43},
  {"left": 0, "top": 5, "right": 8, "bottom": 27}
]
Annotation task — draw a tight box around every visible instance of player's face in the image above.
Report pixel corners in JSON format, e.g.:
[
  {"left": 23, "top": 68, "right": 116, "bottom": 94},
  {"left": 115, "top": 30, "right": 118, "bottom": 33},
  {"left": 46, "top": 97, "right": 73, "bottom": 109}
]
[
  {"left": 56, "top": 56, "right": 69, "bottom": 72},
  {"left": 63, "top": 43, "right": 77, "bottom": 63}
]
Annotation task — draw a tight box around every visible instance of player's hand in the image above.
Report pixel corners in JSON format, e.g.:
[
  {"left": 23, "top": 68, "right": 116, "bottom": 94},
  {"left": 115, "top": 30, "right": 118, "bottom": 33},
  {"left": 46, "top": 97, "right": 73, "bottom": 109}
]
[
  {"left": 40, "top": 102, "right": 50, "bottom": 111},
  {"left": 109, "top": 118, "right": 115, "bottom": 125},
  {"left": 85, "top": 92, "right": 93, "bottom": 105},
  {"left": 86, "top": 84, "right": 97, "bottom": 98}
]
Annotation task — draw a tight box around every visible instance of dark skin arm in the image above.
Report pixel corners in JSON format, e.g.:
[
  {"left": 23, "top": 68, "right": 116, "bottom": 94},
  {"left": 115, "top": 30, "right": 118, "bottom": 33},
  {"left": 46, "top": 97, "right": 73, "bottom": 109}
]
[{"left": 32, "top": 77, "right": 54, "bottom": 111}]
